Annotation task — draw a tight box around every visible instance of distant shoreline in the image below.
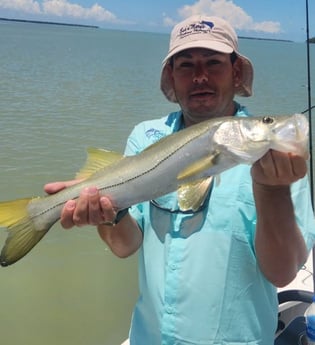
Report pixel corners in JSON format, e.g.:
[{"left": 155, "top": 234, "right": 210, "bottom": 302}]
[
  {"left": 1, "top": 17, "right": 309, "bottom": 42},
  {"left": 0, "top": 17, "right": 99, "bottom": 29},
  {"left": 239, "top": 36, "right": 292, "bottom": 43}
]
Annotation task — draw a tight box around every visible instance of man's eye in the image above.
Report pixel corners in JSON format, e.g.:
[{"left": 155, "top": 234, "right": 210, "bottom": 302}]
[
  {"left": 207, "top": 59, "right": 221, "bottom": 66},
  {"left": 179, "top": 62, "right": 193, "bottom": 68}
]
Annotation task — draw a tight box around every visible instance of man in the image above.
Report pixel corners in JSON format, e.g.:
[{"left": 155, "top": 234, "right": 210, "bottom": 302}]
[{"left": 45, "top": 16, "right": 315, "bottom": 344}]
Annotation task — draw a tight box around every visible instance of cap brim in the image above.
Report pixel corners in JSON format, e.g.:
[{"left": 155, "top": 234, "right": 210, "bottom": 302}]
[
  {"left": 162, "top": 40, "right": 234, "bottom": 65},
  {"left": 234, "top": 53, "right": 254, "bottom": 97}
]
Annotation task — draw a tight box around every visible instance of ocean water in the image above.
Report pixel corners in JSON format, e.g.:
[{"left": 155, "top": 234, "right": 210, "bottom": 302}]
[{"left": 0, "top": 21, "right": 314, "bottom": 345}]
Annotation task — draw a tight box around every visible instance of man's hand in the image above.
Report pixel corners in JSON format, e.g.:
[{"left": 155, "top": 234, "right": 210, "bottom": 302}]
[
  {"left": 251, "top": 150, "right": 307, "bottom": 187},
  {"left": 44, "top": 181, "right": 116, "bottom": 229},
  {"left": 251, "top": 150, "right": 308, "bottom": 287},
  {"left": 44, "top": 181, "right": 142, "bottom": 257}
]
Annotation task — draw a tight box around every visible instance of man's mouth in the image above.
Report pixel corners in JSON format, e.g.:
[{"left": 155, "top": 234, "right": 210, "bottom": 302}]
[{"left": 190, "top": 90, "right": 215, "bottom": 98}]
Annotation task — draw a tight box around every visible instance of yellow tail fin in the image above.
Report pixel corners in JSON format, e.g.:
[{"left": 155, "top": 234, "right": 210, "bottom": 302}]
[{"left": 0, "top": 198, "right": 49, "bottom": 266}]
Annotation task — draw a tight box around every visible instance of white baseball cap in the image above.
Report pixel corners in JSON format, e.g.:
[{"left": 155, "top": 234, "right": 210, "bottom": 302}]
[{"left": 160, "top": 15, "right": 254, "bottom": 102}]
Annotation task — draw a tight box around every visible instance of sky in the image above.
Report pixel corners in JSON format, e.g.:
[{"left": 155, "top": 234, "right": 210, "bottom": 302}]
[{"left": 0, "top": 0, "right": 314, "bottom": 42}]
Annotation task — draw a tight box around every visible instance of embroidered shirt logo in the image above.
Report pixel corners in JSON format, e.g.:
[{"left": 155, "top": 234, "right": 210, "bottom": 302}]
[
  {"left": 145, "top": 128, "right": 165, "bottom": 142},
  {"left": 178, "top": 20, "right": 214, "bottom": 39}
]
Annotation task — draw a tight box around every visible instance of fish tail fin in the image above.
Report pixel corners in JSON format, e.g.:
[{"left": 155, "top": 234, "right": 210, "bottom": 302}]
[{"left": 0, "top": 198, "right": 49, "bottom": 267}]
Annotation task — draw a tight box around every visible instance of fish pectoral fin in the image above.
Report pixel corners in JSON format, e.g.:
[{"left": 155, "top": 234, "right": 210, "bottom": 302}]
[
  {"left": 0, "top": 198, "right": 50, "bottom": 267},
  {"left": 76, "top": 147, "right": 124, "bottom": 179},
  {"left": 177, "top": 150, "right": 220, "bottom": 181},
  {"left": 178, "top": 176, "right": 213, "bottom": 212}
]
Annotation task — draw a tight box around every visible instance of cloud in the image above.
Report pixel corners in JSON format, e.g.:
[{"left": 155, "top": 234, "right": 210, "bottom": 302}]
[
  {"left": 165, "top": 0, "right": 281, "bottom": 34},
  {"left": 0, "top": 0, "right": 119, "bottom": 23},
  {"left": 162, "top": 13, "right": 177, "bottom": 27},
  {"left": 250, "top": 21, "right": 281, "bottom": 34},
  {"left": 0, "top": 0, "right": 41, "bottom": 14},
  {"left": 42, "top": 0, "right": 116, "bottom": 21}
]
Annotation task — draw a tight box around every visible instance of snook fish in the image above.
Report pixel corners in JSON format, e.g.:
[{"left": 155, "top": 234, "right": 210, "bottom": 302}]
[{"left": 0, "top": 114, "right": 309, "bottom": 266}]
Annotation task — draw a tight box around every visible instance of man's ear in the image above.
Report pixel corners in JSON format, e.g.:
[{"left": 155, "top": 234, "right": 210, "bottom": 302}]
[
  {"left": 232, "top": 58, "right": 242, "bottom": 88},
  {"left": 165, "top": 63, "right": 175, "bottom": 88}
]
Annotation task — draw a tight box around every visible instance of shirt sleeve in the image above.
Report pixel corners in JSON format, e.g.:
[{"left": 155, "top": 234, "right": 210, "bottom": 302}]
[
  {"left": 124, "top": 124, "right": 145, "bottom": 156},
  {"left": 291, "top": 175, "right": 315, "bottom": 251}
]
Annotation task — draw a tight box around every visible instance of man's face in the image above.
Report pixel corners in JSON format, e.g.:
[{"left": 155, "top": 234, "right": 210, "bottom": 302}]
[{"left": 167, "top": 48, "right": 241, "bottom": 126}]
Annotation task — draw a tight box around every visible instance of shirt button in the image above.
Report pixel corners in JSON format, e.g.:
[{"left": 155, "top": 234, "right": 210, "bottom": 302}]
[
  {"left": 169, "top": 263, "right": 177, "bottom": 270},
  {"left": 166, "top": 305, "right": 173, "bottom": 314}
]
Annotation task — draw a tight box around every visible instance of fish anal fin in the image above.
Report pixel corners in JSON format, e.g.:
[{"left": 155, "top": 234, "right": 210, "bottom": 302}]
[
  {"left": 178, "top": 176, "right": 213, "bottom": 212},
  {"left": 76, "top": 147, "right": 124, "bottom": 180},
  {"left": 177, "top": 150, "right": 220, "bottom": 181}
]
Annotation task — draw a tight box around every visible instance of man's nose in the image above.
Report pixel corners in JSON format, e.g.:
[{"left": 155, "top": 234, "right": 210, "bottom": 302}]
[{"left": 192, "top": 64, "right": 208, "bottom": 84}]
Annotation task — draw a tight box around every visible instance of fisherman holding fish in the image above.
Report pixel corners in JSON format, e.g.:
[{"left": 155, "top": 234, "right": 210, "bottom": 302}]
[{"left": 3, "top": 15, "right": 315, "bottom": 345}]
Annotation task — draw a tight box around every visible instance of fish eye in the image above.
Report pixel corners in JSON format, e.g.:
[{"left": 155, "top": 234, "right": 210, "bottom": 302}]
[{"left": 262, "top": 116, "right": 274, "bottom": 124}]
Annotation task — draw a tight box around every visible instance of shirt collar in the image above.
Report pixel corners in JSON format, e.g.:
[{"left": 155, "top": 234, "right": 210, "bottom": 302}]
[{"left": 164, "top": 102, "right": 250, "bottom": 133}]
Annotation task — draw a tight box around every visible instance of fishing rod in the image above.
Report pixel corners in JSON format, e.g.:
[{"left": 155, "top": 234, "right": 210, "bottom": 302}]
[
  {"left": 304, "top": 0, "right": 315, "bottom": 294},
  {"left": 305, "top": 0, "right": 313, "bottom": 208}
]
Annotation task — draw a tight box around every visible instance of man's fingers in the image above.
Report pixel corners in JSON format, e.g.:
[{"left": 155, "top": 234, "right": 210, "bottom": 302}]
[
  {"left": 256, "top": 151, "right": 276, "bottom": 178},
  {"left": 60, "top": 200, "right": 76, "bottom": 229},
  {"left": 252, "top": 150, "right": 307, "bottom": 186},
  {"left": 58, "top": 186, "right": 118, "bottom": 229},
  {"left": 100, "top": 196, "right": 117, "bottom": 224},
  {"left": 72, "top": 187, "right": 94, "bottom": 226},
  {"left": 83, "top": 187, "right": 104, "bottom": 225},
  {"left": 290, "top": 154, "right": 307, "bottom": 178},
  {"left": 44, "top": 179, "right": 84, "bottom": 194}
]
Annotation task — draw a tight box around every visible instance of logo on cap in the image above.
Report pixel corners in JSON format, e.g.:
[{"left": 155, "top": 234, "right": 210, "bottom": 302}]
[{"left": 178, "top": 20, "right": 214, "bottom": 39}]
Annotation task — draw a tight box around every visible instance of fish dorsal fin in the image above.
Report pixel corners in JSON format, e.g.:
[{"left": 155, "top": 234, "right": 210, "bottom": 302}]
[
  {"left": 76, "top": 147, "right": 123, "bottom": 180},
  {"left": 178, "top": 176, "right": 213, "bottom": 212},
  {"left": 177, "top": 150, "right": 220, "bottom": 181}
]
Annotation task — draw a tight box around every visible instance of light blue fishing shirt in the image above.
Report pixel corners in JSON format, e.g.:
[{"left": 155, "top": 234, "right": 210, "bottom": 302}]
[{"left": 124, "top": 104, "right": 315, "bottom": 345}]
